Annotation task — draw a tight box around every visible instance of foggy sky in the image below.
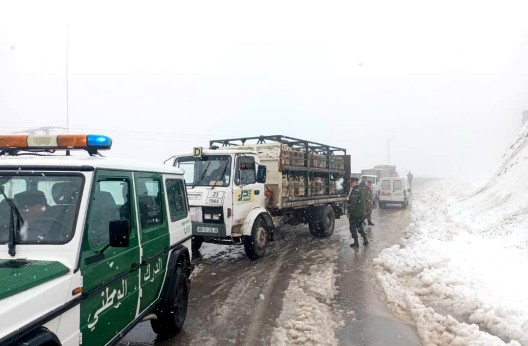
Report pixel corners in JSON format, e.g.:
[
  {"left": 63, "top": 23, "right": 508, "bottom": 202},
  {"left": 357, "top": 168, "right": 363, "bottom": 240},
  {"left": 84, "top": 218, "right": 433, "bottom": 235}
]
[{"left": 1, "top": 0, "right": 528, "bottom": 179}]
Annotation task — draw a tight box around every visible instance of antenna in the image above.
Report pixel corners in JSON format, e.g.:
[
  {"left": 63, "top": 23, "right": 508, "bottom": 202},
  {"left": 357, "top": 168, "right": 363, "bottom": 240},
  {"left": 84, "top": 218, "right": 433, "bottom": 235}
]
[{"left": 65, "top": 24, "right": 70, "bottom": 134}]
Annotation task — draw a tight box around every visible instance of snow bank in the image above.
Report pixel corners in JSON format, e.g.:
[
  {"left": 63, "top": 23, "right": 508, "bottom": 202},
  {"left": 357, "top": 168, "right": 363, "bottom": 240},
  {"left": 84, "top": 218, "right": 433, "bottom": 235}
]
[
  {"left": 272, "top": 248, "right": 340, "bottom": 346},
  {"left": 375, "top": 125, "right": 528, "bottom": 346}
]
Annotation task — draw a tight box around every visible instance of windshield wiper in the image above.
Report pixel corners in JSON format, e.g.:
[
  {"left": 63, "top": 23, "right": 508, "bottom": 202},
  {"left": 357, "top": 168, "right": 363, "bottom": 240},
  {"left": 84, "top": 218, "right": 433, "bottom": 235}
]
[
  {"left": 0, "top": 187, "right": 23, "bottom": 257},
  {"left": 211, "top": 161, "right": 229, "bottom": 190},
  {"left": 192, "top": 161, "right": 211, "bottom": 189}
]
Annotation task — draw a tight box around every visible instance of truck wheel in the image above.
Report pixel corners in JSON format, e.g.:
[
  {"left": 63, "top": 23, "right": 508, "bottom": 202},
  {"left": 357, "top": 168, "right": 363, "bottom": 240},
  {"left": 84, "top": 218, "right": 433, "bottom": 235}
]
[
  {"left": 191, "top": 236, "right": 204, "bottom": 253},
  {"left": 309, "top": 205, "right": 335, "bottom": 238},
  {"left": 151, "top": 267, "right": 189, "bottom": 336},
  {"left": 244, "top": 216, "right": 268, "bottom": 260}
]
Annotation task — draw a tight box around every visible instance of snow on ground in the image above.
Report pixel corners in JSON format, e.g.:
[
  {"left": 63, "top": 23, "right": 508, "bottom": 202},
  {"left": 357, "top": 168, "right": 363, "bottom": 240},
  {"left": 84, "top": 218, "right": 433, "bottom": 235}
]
[
  {"left": 198, "top": 242, "right": 246, "bottom": 262},
  {"left": 272, "top": 247, "right": 342, "bottom": 346},
  {"left": 374, "top": 123, "right": 528, "bottom": 346}
]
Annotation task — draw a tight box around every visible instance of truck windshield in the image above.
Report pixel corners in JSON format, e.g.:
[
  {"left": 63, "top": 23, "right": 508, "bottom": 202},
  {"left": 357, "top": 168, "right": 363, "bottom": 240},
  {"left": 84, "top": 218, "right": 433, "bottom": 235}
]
[
  {"left": 175, "top": 155, "right": 231, "bottom": 187},
  {"left": 0, "top": 173, "right": 84, "bottom": 245}
]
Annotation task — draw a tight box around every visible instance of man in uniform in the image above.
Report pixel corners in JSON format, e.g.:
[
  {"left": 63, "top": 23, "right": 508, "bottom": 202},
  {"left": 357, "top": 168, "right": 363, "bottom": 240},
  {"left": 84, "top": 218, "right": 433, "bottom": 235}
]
[
  {"left": 365, "top": 180, "right": 375, "bottom": 226},
  {"left": 407, "top": 171, "right": 414, "bottom": 190},
  {"left": 348, "top": 177, "right": 369, "bottom": 247}
]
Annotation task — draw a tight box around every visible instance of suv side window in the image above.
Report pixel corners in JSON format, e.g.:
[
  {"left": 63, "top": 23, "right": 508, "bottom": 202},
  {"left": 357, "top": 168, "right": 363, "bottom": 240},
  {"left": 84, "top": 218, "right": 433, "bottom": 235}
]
[
  {"left": 166, "top": 179, "right": 188, "bottom": 222},
  {"left": 136, "top": 178, "right": 163, "bottom": 229},
  {"left": 236, "top": 156, "right": 256, "bottom": 185},
  {"left": 86, "top": 179, "right": 130, "bottom": 249}
]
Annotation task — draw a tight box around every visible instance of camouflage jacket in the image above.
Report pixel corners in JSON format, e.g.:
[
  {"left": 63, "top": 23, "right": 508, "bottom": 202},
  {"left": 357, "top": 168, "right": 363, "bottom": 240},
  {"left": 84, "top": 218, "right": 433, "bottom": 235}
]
[
  {"left": 348, "top": 186, "right": 366, "bottom": 219},
  {"left": 365, "top": 186, "right": 374, "bottom": 208}
]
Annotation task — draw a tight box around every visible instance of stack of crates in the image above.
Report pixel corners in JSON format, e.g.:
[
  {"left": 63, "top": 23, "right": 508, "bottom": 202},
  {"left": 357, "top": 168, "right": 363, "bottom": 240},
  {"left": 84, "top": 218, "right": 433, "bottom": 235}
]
[
  {"left": 290, "top": 150, "right": 304, "bottom": 167},
  {"left": 281, "top": 146, "right": 306, "bottom": 167},
  {"left": 309, "top": 177, "right": 325, "bottom": 196},
  {"left": 287, "top": 176, "right": 295, "bottom": 196},
  {"left": 281, "top": 145, "right": 291, "bottom": 167},
  {"left": 329, "top": 180, "right": 337, "bottom": 194},
  {"left": 330, "top": 156, "right": 345, "bottom": 171},
  {"left": 281, "top": 174, "right": 289, "bottom": 198},
  {"left": 294, "top": 176, "right": 305, "bottom": 196},
  {"left": 309, "top": 153, "right": 326, "bottom": 169}
]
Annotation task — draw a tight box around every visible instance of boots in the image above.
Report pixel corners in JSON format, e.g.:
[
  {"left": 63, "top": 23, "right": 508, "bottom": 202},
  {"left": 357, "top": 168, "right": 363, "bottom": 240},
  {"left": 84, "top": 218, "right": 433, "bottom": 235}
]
[
  {"left": 363, "top": 237, "right": 369, "bottom": 246},
  {"left": 350, "top": 237, "right": 360, "bottom": 248}
]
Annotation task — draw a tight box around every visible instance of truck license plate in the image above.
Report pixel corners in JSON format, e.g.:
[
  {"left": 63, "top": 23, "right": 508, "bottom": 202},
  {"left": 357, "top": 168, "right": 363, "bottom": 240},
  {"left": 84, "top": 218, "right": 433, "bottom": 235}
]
[{"left": 197, "top": 226, "right": 219, "bottom": 234}]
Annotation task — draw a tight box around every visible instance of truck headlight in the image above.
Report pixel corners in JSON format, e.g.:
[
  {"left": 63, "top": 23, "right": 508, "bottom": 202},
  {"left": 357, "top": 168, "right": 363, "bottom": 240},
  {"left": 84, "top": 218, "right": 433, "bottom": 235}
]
[
  {"left": 212, "top": 214, "right": 220, "bottom": 221},
  {"left": 204, "top": 213, "right": 212, "bottom": 220}
]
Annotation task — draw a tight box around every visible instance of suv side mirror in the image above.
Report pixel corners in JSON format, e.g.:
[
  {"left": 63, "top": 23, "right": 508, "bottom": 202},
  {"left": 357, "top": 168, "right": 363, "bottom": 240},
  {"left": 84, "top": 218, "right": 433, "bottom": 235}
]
[
  {"left": 109, "top": 220, "right": 130, "bottom": 247},
  {"left": 256, "top": 165, "right": 267, "bottom": 183}
]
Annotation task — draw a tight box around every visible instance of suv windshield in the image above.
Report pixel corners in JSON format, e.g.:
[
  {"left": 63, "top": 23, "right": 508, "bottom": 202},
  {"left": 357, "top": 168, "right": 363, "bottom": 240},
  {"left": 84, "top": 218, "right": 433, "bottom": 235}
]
[
  {"left": 0, "top": 173, "right": 84, "bottom": 244},
  {"left": 175, "top": 155, "right": 231, "bottom": 187}
]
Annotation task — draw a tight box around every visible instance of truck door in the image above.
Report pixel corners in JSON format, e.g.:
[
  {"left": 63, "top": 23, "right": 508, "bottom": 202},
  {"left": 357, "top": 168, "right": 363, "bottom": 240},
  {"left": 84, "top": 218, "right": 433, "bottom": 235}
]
[
  {"left": 80, "top": 171, "right": 140, "bottom": 346},
  {"left": 232, "top": 155, "right": 264, "bottom": 226},
  {"left": 164, "top": 176, "right": 192, "bottom": 245},
  {"left": 134, "top": 173, "right": 170, "bottom": 313}
]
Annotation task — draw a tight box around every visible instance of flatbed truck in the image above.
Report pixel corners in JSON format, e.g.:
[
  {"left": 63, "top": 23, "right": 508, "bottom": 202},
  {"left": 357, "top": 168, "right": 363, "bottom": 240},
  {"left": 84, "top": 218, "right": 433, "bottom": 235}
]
[{"left": 172, "top": 135, "right": 351, "bottom": 259}]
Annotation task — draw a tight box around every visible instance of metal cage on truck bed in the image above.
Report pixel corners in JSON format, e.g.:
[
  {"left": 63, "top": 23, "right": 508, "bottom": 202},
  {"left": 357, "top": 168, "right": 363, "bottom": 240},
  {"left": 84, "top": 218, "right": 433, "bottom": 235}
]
[{"left": 209, "top": 135, "right": 351, "bottom": 209}]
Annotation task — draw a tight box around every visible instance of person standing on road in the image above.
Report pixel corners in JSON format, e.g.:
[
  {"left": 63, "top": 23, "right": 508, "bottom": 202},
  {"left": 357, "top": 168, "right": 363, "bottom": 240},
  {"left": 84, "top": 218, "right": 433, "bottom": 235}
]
[
  {"left": 359, "top": 176, "right": 368, "bottom": 188},
  {"left": 348, "top": 177, "right": 369, "bottom": 247},
  {"left": 365, "top": 181, "right": 375, "bottom": 226},
  {"left": 407, "top": 171, "right": 414, "bottom": 190}
]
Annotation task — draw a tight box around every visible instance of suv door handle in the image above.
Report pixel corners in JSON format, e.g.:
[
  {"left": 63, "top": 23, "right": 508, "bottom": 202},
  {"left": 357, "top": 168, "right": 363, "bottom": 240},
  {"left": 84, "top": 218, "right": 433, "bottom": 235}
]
[{"left": 254, "top": 190, "right": 260, "bottom": 195}]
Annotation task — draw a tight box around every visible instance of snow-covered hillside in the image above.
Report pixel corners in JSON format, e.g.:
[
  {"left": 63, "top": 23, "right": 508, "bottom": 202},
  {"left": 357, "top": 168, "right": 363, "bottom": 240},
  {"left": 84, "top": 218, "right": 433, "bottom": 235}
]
[{"left": 374, "top": 124, "right": 528, "bottom": 346}]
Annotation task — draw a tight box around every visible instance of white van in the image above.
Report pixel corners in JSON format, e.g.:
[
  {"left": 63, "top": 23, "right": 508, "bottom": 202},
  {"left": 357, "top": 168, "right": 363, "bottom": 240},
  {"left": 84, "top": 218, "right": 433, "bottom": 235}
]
[{"left": 378, "top": 177, "right": 409, "bottom": 208}]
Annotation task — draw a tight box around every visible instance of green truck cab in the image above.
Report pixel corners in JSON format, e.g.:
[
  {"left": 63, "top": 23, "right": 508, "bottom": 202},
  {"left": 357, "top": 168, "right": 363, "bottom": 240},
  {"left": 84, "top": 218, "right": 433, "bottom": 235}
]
[{"left": 0, "top": 134, "right": 192, "bottom": 345}]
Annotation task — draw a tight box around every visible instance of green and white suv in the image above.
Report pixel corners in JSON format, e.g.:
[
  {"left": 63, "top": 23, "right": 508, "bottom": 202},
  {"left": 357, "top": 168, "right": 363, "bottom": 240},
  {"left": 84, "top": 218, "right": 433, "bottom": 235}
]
[{"left": 0, "top": 134, "right": 192, "bottom": 346}]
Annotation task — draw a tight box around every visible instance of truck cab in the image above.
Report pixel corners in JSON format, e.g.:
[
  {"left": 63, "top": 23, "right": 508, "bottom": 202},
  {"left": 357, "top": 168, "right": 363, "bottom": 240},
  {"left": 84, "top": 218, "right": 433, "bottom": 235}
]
[{"left": 174, "top": 149, "right": 270, "bottom": 260}]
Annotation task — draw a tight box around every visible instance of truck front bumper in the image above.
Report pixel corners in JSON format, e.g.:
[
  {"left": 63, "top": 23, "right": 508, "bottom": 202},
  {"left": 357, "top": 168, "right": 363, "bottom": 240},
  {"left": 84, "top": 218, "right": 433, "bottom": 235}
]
[{"left": 192, "top": 222, "right": 227, "bottom": 237}]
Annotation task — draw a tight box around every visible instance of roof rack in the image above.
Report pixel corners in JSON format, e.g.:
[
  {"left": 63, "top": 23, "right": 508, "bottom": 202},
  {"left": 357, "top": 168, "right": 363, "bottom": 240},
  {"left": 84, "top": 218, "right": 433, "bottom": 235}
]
[{"left": 209, "top": 135, "right": 346, "bottom": 155}]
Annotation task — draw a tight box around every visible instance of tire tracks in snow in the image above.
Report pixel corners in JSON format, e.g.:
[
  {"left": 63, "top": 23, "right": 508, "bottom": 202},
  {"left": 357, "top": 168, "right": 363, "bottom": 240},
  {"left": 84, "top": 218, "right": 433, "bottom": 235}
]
[{"left": 241, "top": 245, "right": 290, "bottom": 346}]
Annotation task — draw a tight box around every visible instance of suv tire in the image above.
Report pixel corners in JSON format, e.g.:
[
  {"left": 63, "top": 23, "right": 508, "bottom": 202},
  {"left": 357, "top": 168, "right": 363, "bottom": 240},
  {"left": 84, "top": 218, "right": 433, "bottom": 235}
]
[{"left": 151, "top": 267, "right": 189, "bottom": 336}]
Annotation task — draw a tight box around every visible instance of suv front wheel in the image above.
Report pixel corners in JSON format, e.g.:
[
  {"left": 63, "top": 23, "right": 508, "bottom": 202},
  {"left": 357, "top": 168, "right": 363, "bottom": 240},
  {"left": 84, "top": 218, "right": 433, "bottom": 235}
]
[{"left": 151, "top": 266, "right": 189, "bottom": 336}]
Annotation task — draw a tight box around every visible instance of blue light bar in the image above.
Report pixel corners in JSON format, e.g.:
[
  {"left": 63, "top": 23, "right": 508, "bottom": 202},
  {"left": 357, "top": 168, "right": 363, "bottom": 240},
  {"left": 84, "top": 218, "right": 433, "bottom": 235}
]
[{"left": 87, "top": 135, "right": 112, "bottom": 149}]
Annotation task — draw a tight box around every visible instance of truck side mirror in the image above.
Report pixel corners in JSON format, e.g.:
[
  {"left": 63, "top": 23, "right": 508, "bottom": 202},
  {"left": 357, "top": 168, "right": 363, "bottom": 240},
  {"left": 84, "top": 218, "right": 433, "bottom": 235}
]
[
  {"left": 256, "top": 165, "right": 267, "bottom": 184},
  {"left": 109, "top": 220, "right": 130, "bottom": 247}
]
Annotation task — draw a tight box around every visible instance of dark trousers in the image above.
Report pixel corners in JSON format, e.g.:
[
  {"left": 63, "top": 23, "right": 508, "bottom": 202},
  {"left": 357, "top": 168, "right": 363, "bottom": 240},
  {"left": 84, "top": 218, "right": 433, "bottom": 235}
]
[{"left": 349, "top": 218, "right": 367, "bottom": 243}]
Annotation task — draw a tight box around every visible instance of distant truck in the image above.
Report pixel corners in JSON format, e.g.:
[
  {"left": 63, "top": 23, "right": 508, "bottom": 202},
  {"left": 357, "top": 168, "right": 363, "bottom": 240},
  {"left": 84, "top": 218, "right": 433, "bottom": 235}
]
[
  {"left": 360, "top": 165, "right": 399, "bottom": 184},
  {"left": 373, "top": 164, "right": 398, "bottom": 177},
  {"left": 172, "top": 135, "right": 351, "bottom": 260}
]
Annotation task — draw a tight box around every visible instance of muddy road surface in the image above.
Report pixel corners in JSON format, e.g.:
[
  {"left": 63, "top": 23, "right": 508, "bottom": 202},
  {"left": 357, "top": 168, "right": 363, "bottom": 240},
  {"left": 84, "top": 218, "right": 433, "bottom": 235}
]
[{"left": 120, "top": 184, "right": 427, "bottom": 346}]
